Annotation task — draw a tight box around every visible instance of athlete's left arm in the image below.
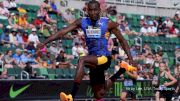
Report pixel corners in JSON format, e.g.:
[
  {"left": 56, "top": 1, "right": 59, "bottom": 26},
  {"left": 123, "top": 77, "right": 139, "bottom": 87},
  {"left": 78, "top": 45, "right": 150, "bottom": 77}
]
[
  {"left": 164, "top": 72, "right": 177, "bottom": 87},
  {"left": 126, "top": 71, "right": 138, "bottom": 79},
  {"left": 108, "top": 21, "right": 135, "bottom": 65}
]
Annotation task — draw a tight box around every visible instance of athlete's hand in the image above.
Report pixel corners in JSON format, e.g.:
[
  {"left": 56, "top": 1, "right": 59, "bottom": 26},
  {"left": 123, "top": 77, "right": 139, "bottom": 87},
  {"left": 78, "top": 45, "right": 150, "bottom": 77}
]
[{"left": 163, "top": 82, "right": 169, "bottom": 87}]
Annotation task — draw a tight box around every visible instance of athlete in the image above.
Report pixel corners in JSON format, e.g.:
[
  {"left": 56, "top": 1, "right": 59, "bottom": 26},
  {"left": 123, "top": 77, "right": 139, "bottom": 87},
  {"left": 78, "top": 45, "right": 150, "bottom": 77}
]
[
  {"left": 120, "top": 63, "right": 138, "bottom": 101},
  {"left": 37, "top": 1, "right": 137, "bottom": 101},
  {"left": 158, "top": 62, "right": 177, "bottom": 101}
]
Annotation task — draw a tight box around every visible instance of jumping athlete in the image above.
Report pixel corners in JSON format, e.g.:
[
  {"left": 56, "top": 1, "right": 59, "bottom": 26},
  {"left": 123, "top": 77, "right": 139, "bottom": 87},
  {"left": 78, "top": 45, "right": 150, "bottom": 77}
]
[{"left": 37, "top": 1, "right": 137, "bottom": 101}]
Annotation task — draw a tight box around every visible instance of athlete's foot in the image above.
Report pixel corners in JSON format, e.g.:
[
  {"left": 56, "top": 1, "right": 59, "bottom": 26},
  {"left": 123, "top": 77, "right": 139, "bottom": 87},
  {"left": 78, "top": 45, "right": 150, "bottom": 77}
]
[
  {"left": 120, "top": 61, "right": 137, "bottom": 72},
  {"left": 60, "top": 92, "right": 73, "bottom": 101}
]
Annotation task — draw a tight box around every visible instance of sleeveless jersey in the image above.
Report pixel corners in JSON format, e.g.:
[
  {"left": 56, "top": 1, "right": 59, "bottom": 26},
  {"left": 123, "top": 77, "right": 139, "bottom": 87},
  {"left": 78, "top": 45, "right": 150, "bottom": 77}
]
[{"left": 81, "top": 17, "right": 111, "bottom": 56}]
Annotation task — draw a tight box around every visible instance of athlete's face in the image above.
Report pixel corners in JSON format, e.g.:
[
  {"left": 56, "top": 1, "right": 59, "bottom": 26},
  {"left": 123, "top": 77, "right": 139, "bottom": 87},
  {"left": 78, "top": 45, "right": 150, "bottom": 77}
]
[{"left": 88, "top": 3, "right": 100, "bottom": 21}]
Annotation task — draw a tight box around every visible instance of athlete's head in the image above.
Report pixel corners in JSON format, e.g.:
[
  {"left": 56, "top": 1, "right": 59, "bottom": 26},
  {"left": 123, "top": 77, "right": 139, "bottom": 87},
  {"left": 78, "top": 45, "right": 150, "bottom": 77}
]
[{"left": 87, "top": 0, "right": 101, "bottom": 21}]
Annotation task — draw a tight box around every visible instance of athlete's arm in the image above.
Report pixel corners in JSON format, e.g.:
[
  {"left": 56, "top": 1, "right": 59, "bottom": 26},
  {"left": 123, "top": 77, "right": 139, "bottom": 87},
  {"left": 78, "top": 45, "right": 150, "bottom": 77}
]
[
  {"left": 164, "top": 72, "right": 177, "bottom": 87},
  {"left": 38, "top": 19, "right": 81, "bottom": 48},
  {"left": 126, "top": 71, "right": 138, "bottom": 79},
  {"left": 108, "top": 21, "right": 134, "bottom": 64}
]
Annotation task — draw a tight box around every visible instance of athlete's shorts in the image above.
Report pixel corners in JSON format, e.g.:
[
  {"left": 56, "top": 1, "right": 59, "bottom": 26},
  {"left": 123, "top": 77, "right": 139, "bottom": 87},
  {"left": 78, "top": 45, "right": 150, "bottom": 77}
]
[
  {"left": 160, "top": 90, "right": 174, "bottom": 101},
  {"left": 122, "top": 89, "right": 136, "bottom": 99},
  {"left": 87, "top": 56, "right": 111, "bottom": 86}
]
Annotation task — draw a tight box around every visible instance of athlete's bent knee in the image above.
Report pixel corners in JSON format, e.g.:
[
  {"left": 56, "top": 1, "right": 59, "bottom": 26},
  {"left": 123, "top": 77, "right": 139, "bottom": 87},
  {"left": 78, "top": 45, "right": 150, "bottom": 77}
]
[{"left": 94, "top": 90, "right": 105, "bottom": 100}]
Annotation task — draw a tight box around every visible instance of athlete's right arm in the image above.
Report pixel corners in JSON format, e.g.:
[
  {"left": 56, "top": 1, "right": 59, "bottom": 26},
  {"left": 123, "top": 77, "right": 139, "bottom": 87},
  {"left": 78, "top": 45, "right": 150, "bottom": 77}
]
[{"left": 37, "top": 19, "right": 82, "bottom": 49}]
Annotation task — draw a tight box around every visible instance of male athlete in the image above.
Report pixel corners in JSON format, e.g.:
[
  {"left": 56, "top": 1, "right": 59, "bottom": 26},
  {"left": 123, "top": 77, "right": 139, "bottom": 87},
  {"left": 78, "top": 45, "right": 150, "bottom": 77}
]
[{"left": 37, "top": 0, "right": 137, "bottom": 101}]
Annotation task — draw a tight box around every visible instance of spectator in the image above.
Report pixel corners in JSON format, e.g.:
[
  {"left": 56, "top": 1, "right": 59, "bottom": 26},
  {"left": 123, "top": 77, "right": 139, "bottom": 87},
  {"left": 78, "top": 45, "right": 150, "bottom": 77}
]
[
  {"left": 2, "top": 50, "right": 14, "bottom": 68},
  {"left": 37, "top": 7, "right": 56, "bottom": 24},
  {"left": 24, "top": 62, "right": 36, "bottom": 79},
  {"left": 41, "top": 0, "right": 50, "bottom": 10},
  {"left": 8, "top": 13, "right": 21, "bottom": 29},
  {"left": 18, "top": 14, "right": 34, "bottom": 29},
  {"left": 26, "top": 41, "right": 36, "bottom": 52},
  {"left": 0, "top": 1, "right": 9, "bottom": 19},
  {"left": 163, "top": 17, "right": 174, "bottom": 29},
  {"left": 28, "top": 28, "right": 40, "bottom": 47},
  {"left": 41, "top": 24, "right": 51, "bottom": 38},
  {"left": 140, "top": 24, "right": 148, "bottom": 35},
  {"left": 13, "top": 48, "right": 27, "bottom": 68},
  {"left": 49, "top": 41, "right": 63, "bottom": 56},
  {"left": 62, "top": 9, "right": 75, "bottom": 24},
  {"left": 9, "top": 28, "right": 18, "bottom": 47},
  {"left": 56, "top": 50, "right": 71, "bottom": 68},
  {"left": 3, "top": 0, "right": 11, "bottom": 9},
  {"left": 41, "top": 52, "right": 56, "bottom": 68},
  {"left": 49, "top": 0, "right": 60, "bottom": 14},
  {"left": 174, "top": 11, "right": 180, "bottom": 21},
  {"left": 72, "top": 43, "right": 86, "bottom": 58},
  {"left": 144, "top": 53, "right": 154, "bottom": 66},
  {"left": 142, "top": 44, "right": 152, "bottom": 56},
  {"left": 0, "top": 26, "right": 11, "bottom": 47},
  {"left": 16, "top": 29, "right": 25, "bottom": 49},
  {"left": 9, "top": 0, "right": 17, "bottom": 9},
  {"left": 22, "top": 30, "right": 28, "bottom": 43}
]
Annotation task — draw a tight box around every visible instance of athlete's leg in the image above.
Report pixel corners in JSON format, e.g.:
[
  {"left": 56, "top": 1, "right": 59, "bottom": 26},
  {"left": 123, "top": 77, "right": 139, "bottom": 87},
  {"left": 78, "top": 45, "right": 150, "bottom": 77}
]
[
  {"left": 120, "top": 91, "right": 128, "bottom": 101},
  {"left": 92, "top": 84, "right": 106, "bottom": 100},
  {"left": 155, "top": 91, "right": 160, "bottom": 101},
  {"left": 71, "top": 55, "right": 99, "bottom": 98}
]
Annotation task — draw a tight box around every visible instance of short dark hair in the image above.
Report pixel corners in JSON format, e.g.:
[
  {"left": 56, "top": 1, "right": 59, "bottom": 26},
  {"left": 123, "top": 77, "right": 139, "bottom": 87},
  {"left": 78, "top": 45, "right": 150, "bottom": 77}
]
[{"left": 88, "top": 0, "right": 100, "bottom": 8}]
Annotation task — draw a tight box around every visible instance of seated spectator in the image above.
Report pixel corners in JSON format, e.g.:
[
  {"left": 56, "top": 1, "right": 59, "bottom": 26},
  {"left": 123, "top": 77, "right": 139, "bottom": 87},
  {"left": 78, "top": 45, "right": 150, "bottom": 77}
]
[
  {"left": 13, "top": 48, "right": 26, "bottom": 68},
  {"left": 16, "top": 29, "right": 25, "bottom": 49},
  {"left": 3, "top": 0, "right": 17, "bottom": 10},
  {"left": 22, "top": 30, "right": 28, "bottom": 43},
  {"left": 62, "top": 9, "right": 75, "bottom": 24},
  {"left": 28, "top": 28, "right": 40, "bottom": 47},
  {"left": 0, "top": 26, "right": 11, "bottom": 47},
  {"left": 56, "top": 50, "right": 71, "bottom": 68},
  {"left": 9, "top": 0, "right": 17, "bottom": 9},
  {"left": 18, "top": 13, "right": 34, "bottom": 29},
  {"left": 8, "top": 13, "right": 21, "bottom": 29},
  {"left": 9, "top": 28, "right": 18, "bottom": 47},
  {"left": 140, "top": 24, "right": 148, "bottom": 35},
  {"left": 41, "top": 52, "right": 56, "bottom": 68},
  {"left": 2, "top": 50, "right": 14, "bottom": 68},
  {"left": 41, "top": 0, "right": 51, "bottom": 10},
  {"left": 26, "top": 41, "right": 36, "bottom": 52},
  {"left": 41, "top": 24, "right": 51, "bottom": 38},
  {"left": 174, "top": 11, "right": 180, "bottom": 21},
  {"left": 24, "top": 62, "right": 37, "bottom": 79},
  {"left": 3, "top": 0, "right": 11, "bottom": 9},
  {"left": 142, "top": 44, "right": 152, "bottom": 56},
  {"left": 72, "top": 43, "right": 87, "bottom": 58},
  {"left": 49, "top": 0, "right": 59, "bottom": 14},
  {"left": 37, "top": 6, "right": 57, "bottom": 24},
  {"left": 0, "top": 1, "right": 9, "bottom": 19},
  {"left": 49, "top": 41, "right": 64, "bottom": 56}
]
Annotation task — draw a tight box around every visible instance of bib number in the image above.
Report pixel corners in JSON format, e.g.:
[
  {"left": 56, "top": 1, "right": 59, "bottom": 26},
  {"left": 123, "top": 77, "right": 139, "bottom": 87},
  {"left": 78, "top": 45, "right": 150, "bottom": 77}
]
[
  {"left": 86, "top": 27, "right": 101, "bottom": 38},
  {"left": 124, "top": 80, "right": 133, "bottom": 87}
]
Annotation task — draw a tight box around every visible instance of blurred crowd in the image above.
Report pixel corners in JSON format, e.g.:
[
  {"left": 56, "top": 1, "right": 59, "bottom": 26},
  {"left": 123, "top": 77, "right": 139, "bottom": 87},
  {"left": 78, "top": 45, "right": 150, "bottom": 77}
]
[{"left": 0, "top": 0, "right": 179, "bottom": 81}]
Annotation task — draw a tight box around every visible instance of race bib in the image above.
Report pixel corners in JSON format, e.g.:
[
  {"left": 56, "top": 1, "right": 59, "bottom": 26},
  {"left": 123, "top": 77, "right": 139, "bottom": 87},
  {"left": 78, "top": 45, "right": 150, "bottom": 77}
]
[
  {"left": 124, "top": 80, "right": 133, "bottom": 87},
  {"left": 86, "top": 26, "right": 101, "bottom": 38}
]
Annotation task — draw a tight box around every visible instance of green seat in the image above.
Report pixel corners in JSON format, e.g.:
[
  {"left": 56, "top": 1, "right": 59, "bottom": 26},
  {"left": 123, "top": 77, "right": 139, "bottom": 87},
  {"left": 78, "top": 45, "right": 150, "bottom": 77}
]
[
  {"left": 72, "top": 58, "right": 78, "bottom": 65},
  {"left": 39, "top": 68, "right": 48, "bottom": 76},
  {"left": 7, "top": 68, "right": 18, "bottom": 77},
  {"left": 14, "top": 67, "right": 23, "bottom": 79},
  {"left": 55, "top": 68, "right": 66, "bottom": 78},
  {"left": 69, "top": 68, "right": 76, "bottom": 78},
  {"left": 47, "top": 68, "right": 56, "bottom": 79},
  {"left": 168, "top": 57, "right": 175, "bottom": 67},
  {"left": 62, "top": 68, "right": 71, "bottom": 78}
]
